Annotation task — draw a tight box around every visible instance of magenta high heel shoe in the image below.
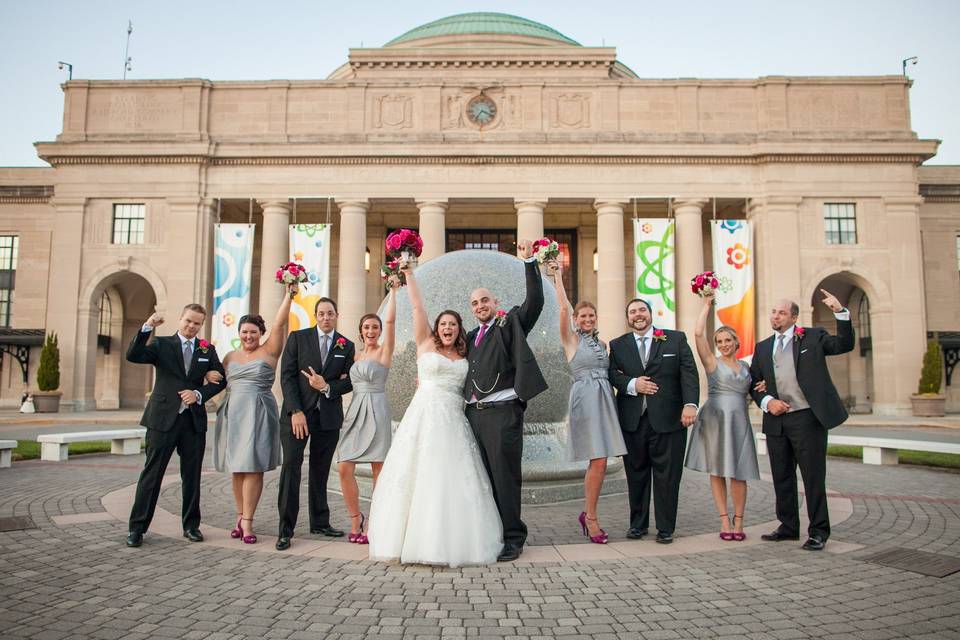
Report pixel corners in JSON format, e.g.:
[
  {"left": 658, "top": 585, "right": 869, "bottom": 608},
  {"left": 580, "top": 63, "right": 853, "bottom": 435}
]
[
  {"left": 240, "top": 518, "right": 257, "bottom": 544},
  {"left": 732, "top": 515, "right": 746, "bottom": 541},
  {"left": 230, "top": 516, "right": 243, "bottom": 539},
  {"left": 578, "top": 512, "right": 608, "bottom": 544},
  {"left": 719, "top": 513, "right": 734, "bottom": 541},
  {"left": 348, "top": 513, "right": 368, "bottom": 544}
]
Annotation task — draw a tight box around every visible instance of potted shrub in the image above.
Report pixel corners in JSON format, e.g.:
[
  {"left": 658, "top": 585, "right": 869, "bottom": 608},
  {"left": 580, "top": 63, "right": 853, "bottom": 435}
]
[
  {"left": 910, "top": 337, "right": 945, "bottom": 417},
  {"left": 33, "top": 333, "right": 62, "bottom": 413}
]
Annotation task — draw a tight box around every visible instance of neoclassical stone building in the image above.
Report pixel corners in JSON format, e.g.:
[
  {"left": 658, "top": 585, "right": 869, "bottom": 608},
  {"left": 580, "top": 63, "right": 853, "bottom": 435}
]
[{"left": 0, "top": 12, "right": 958, "bottom": 414}]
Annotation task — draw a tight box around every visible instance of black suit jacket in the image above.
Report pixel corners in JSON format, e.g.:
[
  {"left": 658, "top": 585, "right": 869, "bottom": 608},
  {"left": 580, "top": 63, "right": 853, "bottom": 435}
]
[
  {"left": 608, "top": 329, "right": 700, "bottom": 434},
  {"left": 749, "top": 320, "right": 855, "bottom": 433},
  {"left": 126, "top": 330, "right": 226, "bottom": 433},
  {"left": 463, "top": 259, "right": 548, "bottom": 403},
  {"left": 279, "top": 328, "right": 355, "bottom": 431}
]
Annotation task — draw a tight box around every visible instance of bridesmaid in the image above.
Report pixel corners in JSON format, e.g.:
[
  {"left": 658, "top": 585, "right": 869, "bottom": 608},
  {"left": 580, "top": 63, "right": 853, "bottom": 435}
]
[
  {"left": 548, "top": 262, "right": 627, "bottom": 544},
  {"left": 684, "top": 290, "right": 762, "bottom": 541},
  {"left": 211, "top": 283, "right": 295, "bottom": 544},
  {"left": 337, "top": 286, "right": 397, "bottom": 544}
]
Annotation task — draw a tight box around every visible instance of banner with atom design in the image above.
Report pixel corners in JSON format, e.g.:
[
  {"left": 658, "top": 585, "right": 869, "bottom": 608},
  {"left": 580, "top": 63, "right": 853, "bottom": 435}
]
[
  {"left": 633, "top": 219, "right": 676, "bottom": 329},
  {"left": 288, "top": 224, "right": 332, "bottom": 332},
  {"left": 711, "top": 220, "right": 755, "bottom": 361},
  {"left": 212, "top": 224, "right": 255, "bottom": 356}
]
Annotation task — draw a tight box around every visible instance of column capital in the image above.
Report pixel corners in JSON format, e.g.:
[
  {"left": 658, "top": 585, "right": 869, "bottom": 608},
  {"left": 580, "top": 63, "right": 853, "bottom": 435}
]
[
  {"left": 335, "top": 198, "right": 370, "bottom": 212},
  {"left": 514, "top": 198, "right": 548, "bottom": 209},
  {"left": 672, "top": 197, "right": 710, "bottom": 212},
  {"left": 256, "top": 199, "right": 292, "bottom": 212},
  {"left": 593, "top": 198, "right": 629, "bottom": 212},
  {"left": 415, "top": 199, "right": 449, "bottom": 211}
]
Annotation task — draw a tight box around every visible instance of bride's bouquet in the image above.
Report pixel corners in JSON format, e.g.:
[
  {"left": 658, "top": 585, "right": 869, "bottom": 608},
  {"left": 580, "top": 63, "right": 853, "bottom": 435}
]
[
  {"left": 690, "top": 270, "right": 720, "bottom": 297},
  {"left": 532, "top": 237, "right": 560, "bottom": 264},
  {"left": 275, "top": 262, "right": 308, "bottom": 298},
  {"left": 380, "top": 258, "right": 406, "bottom": 289},
  {"left": 385, "top": 229, "right": 423, "bottom": 264}
]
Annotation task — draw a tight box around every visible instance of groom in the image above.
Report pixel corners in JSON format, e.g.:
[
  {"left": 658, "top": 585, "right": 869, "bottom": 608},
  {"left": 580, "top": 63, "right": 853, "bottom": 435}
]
[{"left": 464, "top": 240, "right": 547, "bottom": 562}]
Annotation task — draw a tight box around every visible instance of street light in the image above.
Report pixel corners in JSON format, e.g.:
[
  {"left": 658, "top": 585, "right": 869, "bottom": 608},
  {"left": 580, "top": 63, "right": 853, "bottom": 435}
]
[
  {"left": 57, "top": 61, "right": 73, "bottom": 81},
  {"left": 902, "top": 56, "right": 918, "bottom": 76}
]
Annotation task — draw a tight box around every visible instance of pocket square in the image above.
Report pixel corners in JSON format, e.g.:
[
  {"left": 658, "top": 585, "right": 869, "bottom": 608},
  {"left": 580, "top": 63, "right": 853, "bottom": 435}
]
[
  {"left": 800, "top": 349, "right": 808, "bottom": 354},
  {"left": 662, "top": 353, "right": 676, "bottom": 358},
  {"left": 334, "top": 354, "right": 345, "bottom": 358},
  {"left": 198, "top": 358, "right": 209, "bottom": 362}
]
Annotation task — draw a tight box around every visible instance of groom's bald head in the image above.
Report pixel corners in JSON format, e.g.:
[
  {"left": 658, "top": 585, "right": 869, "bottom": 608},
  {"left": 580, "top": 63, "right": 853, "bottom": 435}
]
[{"left": 470, "top": 287, "right": 498, "bottom": 323}]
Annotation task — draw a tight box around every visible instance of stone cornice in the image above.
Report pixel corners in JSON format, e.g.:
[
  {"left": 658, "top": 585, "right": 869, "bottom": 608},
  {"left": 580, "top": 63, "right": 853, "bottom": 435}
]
[{"left": 0, "top": 196, "right": 51, "bottom": 204}]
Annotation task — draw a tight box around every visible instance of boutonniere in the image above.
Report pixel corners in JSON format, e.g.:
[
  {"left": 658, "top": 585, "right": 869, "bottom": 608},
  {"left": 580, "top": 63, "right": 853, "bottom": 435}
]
[
  {"left": 794, "top": 327, "right": 805, "bottom": 341},
  {"left": 197, "top": 339, "right": 210, "bottom": 354},
  {"left": 652, "top": 328, "right": 667, "bottom": 342},
  {"left": 335, "top": 337, "right": 347, "bottom": 350},
  {"left": 495, "top": 309, "right": 507, "bottom": 327}
]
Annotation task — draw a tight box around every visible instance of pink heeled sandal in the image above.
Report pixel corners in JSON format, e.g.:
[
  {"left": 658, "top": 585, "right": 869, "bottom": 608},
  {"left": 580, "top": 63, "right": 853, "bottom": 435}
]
[{"left": 579, "top": 512, "right": 609, "bottom": 544}]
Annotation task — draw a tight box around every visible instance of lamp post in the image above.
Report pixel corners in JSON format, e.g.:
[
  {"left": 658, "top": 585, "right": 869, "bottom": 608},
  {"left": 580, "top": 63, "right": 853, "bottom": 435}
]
[
  {"left": 57, "top": 61, "right": 73, "bottom": 81},
  {"left": 902, "top": 56, "right": 918, "bottom": 76}
]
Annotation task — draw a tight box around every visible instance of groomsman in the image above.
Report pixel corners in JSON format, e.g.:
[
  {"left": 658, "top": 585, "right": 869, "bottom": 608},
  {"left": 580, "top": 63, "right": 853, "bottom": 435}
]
[
  {"left": 125, "top": 304, "right": 226, "bottom": 547},
  {"left": 609, "top": 299, "right": 699, "bottom": 543},
  {"left": 750, "top": 290, "right": 854, "bottom": 551},
  {"left": 276, "top": 297, "right": 354, "bottom": 551}
]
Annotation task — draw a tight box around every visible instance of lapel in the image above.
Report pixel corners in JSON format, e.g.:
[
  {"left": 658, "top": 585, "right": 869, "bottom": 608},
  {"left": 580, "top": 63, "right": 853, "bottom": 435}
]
[
  {"left": 321, "top": 331, "right": 339, "bottom": 375},
  {"left": 793, "top": 329, "right": 802, "bottom": 369},
  {"left": 646, "top": 330, "right": 664, "bottom": 368},
  {"left": 305, "top": 327, "right": 323, "bottom": 374},
  {"left": 623, "top": 333, "right": 645, "bottom": 374},
  {"left": 171, "top": 335, "right": 193, "bottom": 377}
]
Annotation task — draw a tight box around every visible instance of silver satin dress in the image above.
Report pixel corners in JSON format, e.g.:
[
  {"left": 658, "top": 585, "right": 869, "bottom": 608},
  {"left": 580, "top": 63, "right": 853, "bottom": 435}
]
[
  {"left": 565, "top": 336, "right": 628, "bottom": 461},
  {"left": 214, "top": 360, "right": 280, "bottom": 473},
  {"left": 337, "top": 359, "right": 392, "bottom": 463},
  {"left": 685, "top": 362, "right": 760, "bottom": 481}
]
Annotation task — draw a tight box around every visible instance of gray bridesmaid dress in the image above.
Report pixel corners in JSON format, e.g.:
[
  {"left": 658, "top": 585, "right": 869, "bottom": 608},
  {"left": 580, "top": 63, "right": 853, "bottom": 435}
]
[
  {"left": 566, "top": 335, "right": 628, "bottom": 461},
  {"left": 685, "top": 362, "right": 760, "bottom": 481},
  {"left": 337, "top": 359, "right": 392, "bottom": 463},
  {"left": 214, "top": 360, "right": 280, "bottom": 473}
]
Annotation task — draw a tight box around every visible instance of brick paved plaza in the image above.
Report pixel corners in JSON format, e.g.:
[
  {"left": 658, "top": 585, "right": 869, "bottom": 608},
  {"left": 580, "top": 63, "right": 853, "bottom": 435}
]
[{"left": 1, "top": 445, "right": 958, "bottom": 640}]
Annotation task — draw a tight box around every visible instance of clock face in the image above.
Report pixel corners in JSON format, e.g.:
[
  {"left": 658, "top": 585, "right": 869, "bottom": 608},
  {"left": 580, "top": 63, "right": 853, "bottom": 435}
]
[{"left": 466, "top": 95, "right": 497, "bottom": 126}]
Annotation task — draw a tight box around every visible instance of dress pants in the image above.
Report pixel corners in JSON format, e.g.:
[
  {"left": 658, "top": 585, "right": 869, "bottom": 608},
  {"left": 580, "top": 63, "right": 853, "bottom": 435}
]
[
  {"left": 277, "top": 423, "right": 340, "bottom": 537},
  {"left": 765, "top": 409, "right": 830, "bottom": 540},
  {"left": 621, "top": 413, "right": 687, "bottom": 534},
  {"left": 128, "top": 411, "right": 205, "bottom": 534},
  {"left": 466, "top": 401, "right": 527, "bottom": 550}
]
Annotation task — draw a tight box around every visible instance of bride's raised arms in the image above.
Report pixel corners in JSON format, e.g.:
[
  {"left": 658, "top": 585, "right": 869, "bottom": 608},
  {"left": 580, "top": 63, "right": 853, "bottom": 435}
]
[
  {"left": 378, "top": 285, "right": 397, "bottom": 367},
  {"left": 400, "top": 263, "right": 433, "bottom": 352},
  {"left": 547, "top": 261, "right": 579, "bottom": 361}
]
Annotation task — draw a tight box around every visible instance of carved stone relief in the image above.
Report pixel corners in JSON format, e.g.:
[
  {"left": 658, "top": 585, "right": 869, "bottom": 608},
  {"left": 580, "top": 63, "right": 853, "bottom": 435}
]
[
  {"left": 373, "top": 94, "right": 414, "bottom": 129},
  {"left": 549, "top": 93, "right": 591, "bottom": 129}
]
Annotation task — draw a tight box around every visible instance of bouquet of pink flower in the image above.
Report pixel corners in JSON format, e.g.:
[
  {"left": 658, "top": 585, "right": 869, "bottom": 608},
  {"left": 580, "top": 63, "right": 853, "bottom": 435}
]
[
  {"left": 276, "top": 262, "right": 308, "bottom": 298},
  {"left": 532, "top": 237, "right": 560, "bottom": 264},
  {"left": 385, "top": 228, "right": 423, "bottom": 259},
  {"left": 380, "top": 258, "right": 406, "bottom": 289},
  {"left": 690, "top": 270, "right": 720, "bottom": 297}
]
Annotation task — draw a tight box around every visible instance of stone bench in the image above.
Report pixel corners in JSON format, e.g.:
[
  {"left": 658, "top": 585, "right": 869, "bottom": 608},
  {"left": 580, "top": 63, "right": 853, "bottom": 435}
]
[
  {"left": 0, "top": 440, "right": 16, "bottom": 468},
  {"left": 36, "top": 429, "right": 147, "bottom": 462},
  {"left": 755, "top": 432, "right": 960, "bottom": 465}
]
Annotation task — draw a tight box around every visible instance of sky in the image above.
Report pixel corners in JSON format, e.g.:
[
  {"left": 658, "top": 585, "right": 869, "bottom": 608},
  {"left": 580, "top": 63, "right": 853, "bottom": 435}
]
[{"left": 2, "top": 0, "right": 959, "bottom": 166}]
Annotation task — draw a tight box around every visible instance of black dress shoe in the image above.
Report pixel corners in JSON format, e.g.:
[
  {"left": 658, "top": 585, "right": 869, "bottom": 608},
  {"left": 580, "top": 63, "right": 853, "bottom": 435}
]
[
  {"left": 183, "top": 529, "right": 204, "bottom": 542},
  {"left": 497, "top": 546, "right": 522, "bottom": 562},
  {"left": 126, "top": 532, "right": 143, "bottom": 547},
  {"left": 802, "top": 536, "right": 826, "bottom": 551},
  {"left": 275, "top": 536, "right": 291, "bottom": 551},
  {"left": 310, "top": 526, "right": 345, "bottom": 537},
  {"left": 626, "top": 528, "right": 648, "bottom": 540},
  {"left": 655, "top": 531, "right": 673, "bottom": 544},
  {"left": 760, "top": 530, "right": 800, "bottom": 542}
]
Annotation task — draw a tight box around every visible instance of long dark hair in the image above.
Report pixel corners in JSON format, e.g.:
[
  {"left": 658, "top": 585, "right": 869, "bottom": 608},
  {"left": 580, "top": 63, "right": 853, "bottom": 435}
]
[{"left": 433, "top": 310, "right": 467, "bottom": 357}]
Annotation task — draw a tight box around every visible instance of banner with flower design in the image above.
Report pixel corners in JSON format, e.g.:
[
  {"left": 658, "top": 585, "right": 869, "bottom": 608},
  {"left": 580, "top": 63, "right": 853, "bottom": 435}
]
[
  {"left": 212, "top": 224, "right": 255, "bottom": 356},
  {"left": 711, "top": 220, "right": 755, "bottom": 360},
  {"left": 633, "top": 219, "right": 676, "bottom": 329},
  {"left": 287, "top": 224, "right": 331, "bottom": 332}
]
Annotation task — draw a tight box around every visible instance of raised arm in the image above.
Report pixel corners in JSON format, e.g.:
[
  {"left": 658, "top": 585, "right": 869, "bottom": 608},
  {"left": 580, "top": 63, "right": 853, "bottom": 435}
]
[
  {"left": 126, "top": 312, "right": 164, "bottom": 364},
  {"left": 548, "top": 261, "right": 578, "bottom": 357},
  {"left": 380, "top": 286, "right": 397, "bottom": 366},
  {"left": 264, "top": 284, "right": 295, "bottom": 359},
  {"left": 403, "top": 266, "right": 433, "bottom": 348},
  {"left": 516, "top": 242, "right": 544, "bottom": 334},
  {"left": 818, "top": 288, "right": 855, "bottom": 355},
  {"left": 694, "top": 293, "right": 717, "bottom": 374}
]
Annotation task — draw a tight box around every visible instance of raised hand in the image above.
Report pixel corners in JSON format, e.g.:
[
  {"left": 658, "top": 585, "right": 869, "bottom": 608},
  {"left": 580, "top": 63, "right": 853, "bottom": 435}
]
[
  {"left": 547, "top": 260, "right": 562, "bottom": 280},
  {"left": 145, "top": 311, "right": 164, "bottom": 328},
  {"left": 301, "top": 366, "right": 328, "bottom": 391},
  {"left": 702, "top": 289, "right": 716, "bottom": 305},
  {"left": 819, "top": 288, "right": 843, "bottom": 313},
  {"left": 517, "top": 239, "right": 533, "bottom": 260}
]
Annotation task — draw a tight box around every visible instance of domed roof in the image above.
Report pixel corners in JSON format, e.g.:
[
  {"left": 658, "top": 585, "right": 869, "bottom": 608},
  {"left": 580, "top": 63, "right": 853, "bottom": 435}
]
[{"left": 385, "top": 12, "right": 581, "bottom": 47}]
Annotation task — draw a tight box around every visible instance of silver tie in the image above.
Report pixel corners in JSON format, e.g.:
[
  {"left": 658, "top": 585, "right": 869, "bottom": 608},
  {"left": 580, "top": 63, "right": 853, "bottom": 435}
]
[
  {"left": 182, "top": 340, "right": 192, "bottom": 373},
  {"left": 639, "top": 336, "right": 649, "bottom": 367},
  {"left": 777, "top": 334, "right": 786, "bottom": 355},
  {"left": 319, "top": 334, "right": 329, "bottom": 367}
]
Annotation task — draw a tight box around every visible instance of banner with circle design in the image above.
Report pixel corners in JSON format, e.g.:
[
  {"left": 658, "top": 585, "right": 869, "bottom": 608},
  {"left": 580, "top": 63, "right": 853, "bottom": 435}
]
[
  {"left": 287, "top": 224, "right": 331, "bottom": 332},
  {"left": 711, "top": 220, "right": 755, "bottom": 361},
  {"left": 633, "top": 219, "right": 676, "bottom": 329},
  {"left": 212, "top": 224, "right": 255, "bottom": 356}
]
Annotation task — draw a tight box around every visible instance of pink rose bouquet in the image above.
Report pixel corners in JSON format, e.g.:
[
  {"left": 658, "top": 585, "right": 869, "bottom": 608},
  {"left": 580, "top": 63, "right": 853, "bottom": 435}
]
[
  {"left": 690, "top": 270, "right": 720, "bottom": 297},
  {"left": 531, "top": 237, "right": 560, "bottom": 264}
]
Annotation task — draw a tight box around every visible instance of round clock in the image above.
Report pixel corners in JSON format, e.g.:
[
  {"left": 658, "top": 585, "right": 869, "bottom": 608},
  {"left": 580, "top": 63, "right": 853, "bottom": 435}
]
[{"left": 466, "top": 95, "right": 497, "bottom": 126}]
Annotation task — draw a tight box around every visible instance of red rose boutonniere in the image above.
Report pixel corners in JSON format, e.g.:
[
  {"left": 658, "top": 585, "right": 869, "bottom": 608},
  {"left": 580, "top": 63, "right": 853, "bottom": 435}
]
[
  {"left": 652, "top": 328, "right": 667, "bottom": 342},
  {"left": 794, "top": 327, "right": 805, "bottom": 341},
  {"left": 495, "top": 309, "right": 508, "bottom": 327},
  {"left": 198, "top": 339, "right": 210, "bottom": 354},
  {"left": 335, "top": 337, "right": 347, "bottom": 350}
]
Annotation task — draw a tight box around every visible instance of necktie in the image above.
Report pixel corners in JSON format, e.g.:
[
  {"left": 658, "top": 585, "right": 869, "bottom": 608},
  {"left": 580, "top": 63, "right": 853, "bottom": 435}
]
[
  {"left": 474, "top": 323, "right": 488, "bottom": 347},
  {"left": 639, "top": 336, "right": 649, "bottom": 367},
  {"left": 182, "top": 340, "right": 193, "bottom": 373},
  {"left": 319, "top": 334, "right": 329, "bottom": 367},
  {"left": 777, "top": 334, "right": 786, "bottom": 355}
]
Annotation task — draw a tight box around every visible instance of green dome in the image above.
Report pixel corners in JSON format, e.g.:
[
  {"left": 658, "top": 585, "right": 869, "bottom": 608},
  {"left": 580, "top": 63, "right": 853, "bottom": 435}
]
[{"left": 385, "top": 12, "right": 581, "bottom": 47}]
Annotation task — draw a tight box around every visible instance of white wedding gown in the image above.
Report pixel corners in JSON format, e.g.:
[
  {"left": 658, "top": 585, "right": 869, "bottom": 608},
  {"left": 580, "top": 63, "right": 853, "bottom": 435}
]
[{"left": 368, "top": 352, "right": 503, "bottom": 567}]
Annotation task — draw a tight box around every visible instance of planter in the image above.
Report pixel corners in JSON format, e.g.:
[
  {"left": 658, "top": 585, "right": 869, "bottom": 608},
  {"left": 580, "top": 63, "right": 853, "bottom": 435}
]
[
  {"left": 910, "top": 394, "right": 946, "bottom": 417},
  {"left": 32, "top": 391, "right": 62, "bottom": 413}
]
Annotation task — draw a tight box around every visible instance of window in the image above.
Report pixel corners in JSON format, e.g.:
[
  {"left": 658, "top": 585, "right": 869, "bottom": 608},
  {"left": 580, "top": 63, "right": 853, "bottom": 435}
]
[
  {"left": 824, "top": 203, "right": 857, "bottom": 245},
  {"left": 98, "top": 291, "right": 112, "bottom": 336},
  {"left": 446, "top": 229, "right": 517, "bottom": 254},
  {"left": 858, "top": 295, "right": 871, "bottom": 356},
  {"left": 0, "top": 236, "right": 18, "bottom": 327},
  {"left": 112, "top": 204, "right": 145, "bottom": 244}
]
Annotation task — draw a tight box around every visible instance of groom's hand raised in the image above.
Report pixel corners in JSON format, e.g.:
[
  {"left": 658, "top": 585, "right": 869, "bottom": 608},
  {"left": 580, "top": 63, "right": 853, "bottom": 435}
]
[{"left": 517, "top": 239, "right": 533, "bottom": 260}]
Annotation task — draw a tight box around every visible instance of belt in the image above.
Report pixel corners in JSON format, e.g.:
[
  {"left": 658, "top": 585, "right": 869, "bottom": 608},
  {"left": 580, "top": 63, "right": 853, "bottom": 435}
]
[{"left": 470, "top": 399, "right": 521, "bottom": 410}]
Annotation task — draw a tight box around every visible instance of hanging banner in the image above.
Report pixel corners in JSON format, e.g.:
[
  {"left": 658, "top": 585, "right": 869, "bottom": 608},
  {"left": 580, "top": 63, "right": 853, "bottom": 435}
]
[
  {"left": 212, "top": 224, "right": 255, "bottom": 356},
  {"left": 633, "top": 219, "right": 676, "bottom": 329},
  {"left": 288, "top": 223, "right": 332, "bottom": 332},
  {"left": 711, "top": 219, "right": 755, "bottom": 361}
]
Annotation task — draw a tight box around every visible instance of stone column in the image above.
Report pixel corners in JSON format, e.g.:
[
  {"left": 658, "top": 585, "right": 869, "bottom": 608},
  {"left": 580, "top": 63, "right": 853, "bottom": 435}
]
[
  {"left": 256, "top": 200, "right": 291, "bottom": 318},
  {"left": 594, "top": 199, "right": 629, "bottom": 342},
  {"left": 50, "top": 198, "right": 86, "bottom": 411},
  {"left": 515, "top": 199, "right": 547, "bottom": 250},
  {"left": 673, "top": 198, "right": 709, "bottom": 339},
  {"left": 337, "top": 199, "right": 369, "bottom": 338},
  {"left": 416, "top": 200, "right": 447, "bottom": 262},
  {"left": 747, "top": 196, "right": 803, "bottom": 326}
]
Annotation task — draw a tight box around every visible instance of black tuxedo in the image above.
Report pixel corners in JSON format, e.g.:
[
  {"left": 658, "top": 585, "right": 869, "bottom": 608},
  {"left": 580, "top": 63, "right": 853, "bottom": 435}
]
[
  {"left": 277, "top": 327, "right": 354, "bottom": 537},
  {"left": 749, "top": 320, "right": 854, "bottom": 541},
  {"left": 126, "top": 329, "right": 226, "bottom": 535},
  {"left": 463, "top": 259, "right": 547, "bottom": 551},
  {"left": 609, "top": 328, "right": 699, "bottom": 534}
]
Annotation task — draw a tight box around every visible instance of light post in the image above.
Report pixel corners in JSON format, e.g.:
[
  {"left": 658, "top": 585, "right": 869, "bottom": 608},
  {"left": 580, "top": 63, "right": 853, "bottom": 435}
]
[
  {"left": 57, "top": 61, "right": 73, "bottom": 81},
  {"left": 901, "top": 56, "right": 918, "bottom": 76}
]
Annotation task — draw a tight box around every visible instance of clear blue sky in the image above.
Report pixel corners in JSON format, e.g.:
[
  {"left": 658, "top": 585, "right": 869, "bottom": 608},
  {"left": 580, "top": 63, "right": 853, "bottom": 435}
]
[{"left": 2, "top": 0, "right": 958, "bottom": 166}]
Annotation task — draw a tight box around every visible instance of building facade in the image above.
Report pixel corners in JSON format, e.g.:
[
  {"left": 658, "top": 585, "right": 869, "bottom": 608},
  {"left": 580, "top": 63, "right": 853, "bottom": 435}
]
[{"left": 1, "top": 13, "right": 958, "bottom": 414}]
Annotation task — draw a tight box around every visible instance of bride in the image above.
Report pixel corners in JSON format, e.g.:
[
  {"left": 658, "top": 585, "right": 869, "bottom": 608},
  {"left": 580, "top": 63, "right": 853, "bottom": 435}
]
[{"left": 367, "top": 264, "right": 503, "bottom": 567}]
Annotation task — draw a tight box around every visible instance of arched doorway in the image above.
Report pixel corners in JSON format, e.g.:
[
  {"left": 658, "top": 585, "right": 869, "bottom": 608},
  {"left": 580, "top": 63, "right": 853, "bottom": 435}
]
[{"left": 810, "top": 273, "right": 874, "bottom": 413}]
